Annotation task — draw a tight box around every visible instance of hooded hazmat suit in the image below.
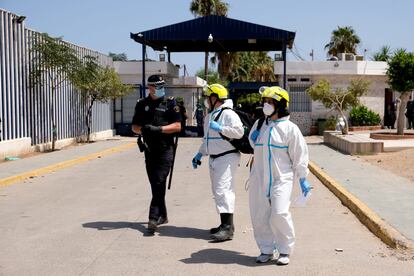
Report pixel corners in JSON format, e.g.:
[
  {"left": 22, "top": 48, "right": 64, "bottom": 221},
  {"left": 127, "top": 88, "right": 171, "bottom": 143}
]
[{"left": 248, "top": 116, "right": 309, "bottom": 255}]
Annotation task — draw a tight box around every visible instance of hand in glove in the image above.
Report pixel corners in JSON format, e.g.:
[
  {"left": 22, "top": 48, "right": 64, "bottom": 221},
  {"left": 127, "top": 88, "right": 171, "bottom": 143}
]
[
  {"left": 250, "top": 130, "right": 260, "bottom": 143},
  {"left": 299, "top": 178, "right": 312, "bottom": 197},
  {"left": 142, "top": 124, "right": 162, "bottom": 135},
  {"left": 192, "top": 152, "right": 202, "bottom": 169},
  {"left": 209, "top": 121, "right": 223, "bottom": 132}
]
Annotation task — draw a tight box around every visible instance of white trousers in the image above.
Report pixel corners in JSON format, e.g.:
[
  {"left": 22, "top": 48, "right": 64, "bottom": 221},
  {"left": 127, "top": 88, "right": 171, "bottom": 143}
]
[
  {"left": 209, "top": 152, "right": 240, "bottom": 213},
  {"left": 249, "top": 180, "right": 295, "bottom": 255}
]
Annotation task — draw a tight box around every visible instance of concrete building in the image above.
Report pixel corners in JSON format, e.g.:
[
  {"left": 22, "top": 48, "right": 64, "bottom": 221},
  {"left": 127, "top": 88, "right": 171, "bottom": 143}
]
[
  {"left": 274, "top": 58, "right": 392, "bottom": 134},
  {"left": 113, "top": 61, "right": 205, "bottom": 135}
]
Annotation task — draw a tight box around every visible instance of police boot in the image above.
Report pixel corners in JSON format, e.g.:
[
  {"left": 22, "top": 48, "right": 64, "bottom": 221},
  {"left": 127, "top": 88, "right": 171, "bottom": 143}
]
[{"left": 210, "top": 213, "right": 234, "bottom": 241}]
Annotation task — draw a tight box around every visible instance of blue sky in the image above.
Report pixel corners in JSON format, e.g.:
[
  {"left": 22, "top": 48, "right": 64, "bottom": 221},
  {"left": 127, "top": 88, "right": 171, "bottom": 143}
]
[{"left": 1, "top": 0, "right": 413, "bottom": 75}]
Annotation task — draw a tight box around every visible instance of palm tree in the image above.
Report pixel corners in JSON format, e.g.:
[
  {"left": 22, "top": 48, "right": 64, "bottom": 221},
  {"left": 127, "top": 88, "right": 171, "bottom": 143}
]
[
  {"left": 252, "top": 52, "right": 275, "bottom": 82},
  {"left": 190, "top": 0, "right": 228, "bottom": 16},
  {"left": 371, "top": 46, "right": 392, "bottom": 62},
  {"left": 230, "top": 52, "right": 275, "bottom": 82},
  {"left": 325, "top": 26, "right": 361, "bottom": 57},
  {"left": 210, "top": 51, "right": 239, "bottom": 81},
  {"left": 189, "top": 0, "right": 229, "bottom": 81}
]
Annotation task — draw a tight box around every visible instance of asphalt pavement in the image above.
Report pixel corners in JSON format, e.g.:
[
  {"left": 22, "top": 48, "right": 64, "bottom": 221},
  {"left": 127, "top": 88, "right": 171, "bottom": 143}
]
[{"left": 0, "top": 137, "right": 413, "bottom": 275}]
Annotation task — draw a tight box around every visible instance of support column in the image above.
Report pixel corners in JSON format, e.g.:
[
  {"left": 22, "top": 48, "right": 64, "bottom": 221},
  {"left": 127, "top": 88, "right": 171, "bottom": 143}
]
[
  {"left": 141, "top": 44, "right": 146, "bottom": 98},
  {"left": 282, "top": 40, "right": 287, "bottom": 89}
]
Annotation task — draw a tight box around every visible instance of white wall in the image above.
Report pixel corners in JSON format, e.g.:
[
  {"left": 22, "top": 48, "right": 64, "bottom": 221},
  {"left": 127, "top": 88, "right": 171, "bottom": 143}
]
[
  {"left": 275, "top": 61, "right": 388, "bottom": 76},
  {"left": 274, "top": 61, "right": 390, "bottom": 129},
  {"left": 309, "top": 75, "right": 388, "bottom": 121},
  {"left": 113, "top": 61, "right": 179, "bottom": 84}
]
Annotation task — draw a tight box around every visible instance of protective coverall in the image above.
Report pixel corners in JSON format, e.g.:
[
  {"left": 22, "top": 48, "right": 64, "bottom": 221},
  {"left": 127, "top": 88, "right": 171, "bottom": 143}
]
[
  {"left": 198, "top": 99, "right": 244, "bottom": 214},
  {"left": 248, "top": 116, "right": 309, "bottom": 255}
]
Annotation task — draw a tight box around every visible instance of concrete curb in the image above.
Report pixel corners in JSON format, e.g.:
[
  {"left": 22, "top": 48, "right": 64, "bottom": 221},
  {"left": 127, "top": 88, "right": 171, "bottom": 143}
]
[
  {"left": 0, "top": 142, "right": 136, "bottom": 188},
  {"left": 309, "top": 160, "right": 414, "bottom": 251}
]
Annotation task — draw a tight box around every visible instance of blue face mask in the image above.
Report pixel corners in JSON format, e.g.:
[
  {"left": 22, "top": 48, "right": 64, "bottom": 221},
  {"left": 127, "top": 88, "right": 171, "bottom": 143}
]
[{"left": 154, "top": 87, "right": 165, "bottom": 98}]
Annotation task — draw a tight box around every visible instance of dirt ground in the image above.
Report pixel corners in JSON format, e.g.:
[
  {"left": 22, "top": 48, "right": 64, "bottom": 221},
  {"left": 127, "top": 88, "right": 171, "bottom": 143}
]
[{"left": 358, "top": 148, "right": 414, "bottom": 183}]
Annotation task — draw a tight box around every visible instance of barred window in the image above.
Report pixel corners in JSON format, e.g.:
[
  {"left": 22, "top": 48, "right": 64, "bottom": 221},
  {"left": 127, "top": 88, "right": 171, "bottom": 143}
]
[{"left": 288, "top": 84, "right": 312, "bottom": 112}]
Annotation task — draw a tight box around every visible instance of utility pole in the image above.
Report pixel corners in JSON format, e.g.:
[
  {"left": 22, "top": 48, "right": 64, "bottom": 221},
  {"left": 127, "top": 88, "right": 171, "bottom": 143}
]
[{"left": 310, "top": 49, "right": 314, "bottom": 61}]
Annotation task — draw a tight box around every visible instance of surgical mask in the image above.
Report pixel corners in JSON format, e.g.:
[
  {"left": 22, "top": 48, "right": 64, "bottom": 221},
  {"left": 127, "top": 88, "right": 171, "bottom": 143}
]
[
  {"left": 263, "top": 103, "right": 275, "bottom": 116},
  {"left": 154, "top": 87, "right": 165, "bottom": 98},
  {"left": 204, "top": 98, "right": 210, "bottom": 110}
]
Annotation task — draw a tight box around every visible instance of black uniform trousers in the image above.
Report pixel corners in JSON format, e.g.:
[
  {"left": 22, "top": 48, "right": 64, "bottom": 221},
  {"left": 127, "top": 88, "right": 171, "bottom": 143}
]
[
  {"left": 144, "top": 146, "right": 174, "bottom": 220},
  {"left": 407, "top": 115, "right": 414, "bottom": 129}
]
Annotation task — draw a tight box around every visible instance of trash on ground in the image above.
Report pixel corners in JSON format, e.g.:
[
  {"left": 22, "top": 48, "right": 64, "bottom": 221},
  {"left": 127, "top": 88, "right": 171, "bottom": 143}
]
[{"left": 5, "top": 156, "right": 19, "bottom": 161}]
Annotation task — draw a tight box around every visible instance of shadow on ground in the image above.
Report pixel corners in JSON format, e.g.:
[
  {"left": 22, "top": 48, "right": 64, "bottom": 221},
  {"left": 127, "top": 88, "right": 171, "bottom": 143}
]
[
  {"left": 82, "top": 221, "right": 209, "bottom": 240},
  {"left": 180, "top": 248, "right": 267, "bottom": 267}
]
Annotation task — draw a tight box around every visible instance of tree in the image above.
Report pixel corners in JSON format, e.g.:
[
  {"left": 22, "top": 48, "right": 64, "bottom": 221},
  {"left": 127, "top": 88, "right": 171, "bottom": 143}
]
[
  {"left": 324, "top": 26, "right": 361, "bottom": 57},
  {"left": 307, "top": 78, "right": 370, "bottom": 134},
  {"left": 371, "top": 46, "right": 392, "bottom": 62},
  {"left": 108, "top": 52, "right": 128, "bottom": 61},
  {"left": 30, "top": 33, "right": 79, "bottom": 151},
  {"left": 252, "top": 52, "right": 276, "bottom": 82},
  {"left": 231, "top": 52, "right": 275, "bottom": 82},
  {"left": 386, "top": 49, "right": 414, "bottom": 135},
  {"left": 72, "top": 56, "right": 133, "bottom": 142},
  {"left": 190, "top": 0, "right": 228, "bottom": 17},
  {"left": 189, "top": 0, "right": 229, "bottom": 81},
  {"left": 210, "top": 51, "right": 239, "bottom": 81},
  {"left": 196, "top": 68, "right": 223, "bottom": 84}
]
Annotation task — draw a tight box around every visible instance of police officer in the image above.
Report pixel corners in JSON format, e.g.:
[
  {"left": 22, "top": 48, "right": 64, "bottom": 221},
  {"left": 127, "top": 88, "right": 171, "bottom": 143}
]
[{"left": 131, "top": 75, "right": 181, "bottom": 233}]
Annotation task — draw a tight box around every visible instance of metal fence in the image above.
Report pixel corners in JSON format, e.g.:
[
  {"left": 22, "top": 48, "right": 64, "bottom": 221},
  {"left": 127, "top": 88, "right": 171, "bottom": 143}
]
[{"left": 0, "top": 9, "right": 113, "bottom": 145}]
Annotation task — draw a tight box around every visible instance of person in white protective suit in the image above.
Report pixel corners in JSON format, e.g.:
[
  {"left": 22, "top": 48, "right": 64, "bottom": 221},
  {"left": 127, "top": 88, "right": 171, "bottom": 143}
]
[
  {"left": 248, "top": 86, "right": 312, "bottom": 265},
  {"left": 192, "top": 83, "right": 244, "bottom": 242}
]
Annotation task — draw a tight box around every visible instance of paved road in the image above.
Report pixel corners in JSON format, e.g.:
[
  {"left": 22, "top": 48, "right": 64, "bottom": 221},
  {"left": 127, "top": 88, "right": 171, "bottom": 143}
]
[{"left": 0, "top": 138, "right": 412, "bottom": 275}]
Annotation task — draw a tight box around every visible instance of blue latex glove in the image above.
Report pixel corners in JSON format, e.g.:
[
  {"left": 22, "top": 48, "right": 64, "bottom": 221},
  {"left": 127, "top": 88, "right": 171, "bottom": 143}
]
[
  {"left": 250, "top": 130, "right": 260, "bottom": 143},
  {"left": 192, "top": 152, "right": 202, "bottom": 169},
  {"left": 300, "top": 178, "right": 312, "bottom": 197},
  {"left": 209, "top": 121, "right": 223, "bottom": 132}
]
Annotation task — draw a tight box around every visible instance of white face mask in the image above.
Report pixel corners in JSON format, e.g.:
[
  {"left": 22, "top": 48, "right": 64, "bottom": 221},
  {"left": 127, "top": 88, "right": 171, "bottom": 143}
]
[
  {"left": 263, "top": 103, "right": 275, "bottom": 116},
  {"left": 204, "top": 98, "right": 210, "bottom": 110}
]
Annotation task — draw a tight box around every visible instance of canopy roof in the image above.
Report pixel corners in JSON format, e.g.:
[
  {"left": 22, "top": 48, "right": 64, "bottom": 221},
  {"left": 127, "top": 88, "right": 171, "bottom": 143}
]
[{"left": 130, "top": 15, "right": 295, "bottom": 52}]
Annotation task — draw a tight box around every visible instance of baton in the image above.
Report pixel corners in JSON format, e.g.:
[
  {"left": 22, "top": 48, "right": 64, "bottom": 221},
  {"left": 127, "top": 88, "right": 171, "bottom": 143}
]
[{"left": 168, "top": 134, "right": 179, "bottom": 190}]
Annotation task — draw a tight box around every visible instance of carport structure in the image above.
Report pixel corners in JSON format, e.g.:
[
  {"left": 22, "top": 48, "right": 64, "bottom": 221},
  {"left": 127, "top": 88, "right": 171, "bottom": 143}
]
[{"left": 130, "top": 15, "right": 295, "bottom": 98}]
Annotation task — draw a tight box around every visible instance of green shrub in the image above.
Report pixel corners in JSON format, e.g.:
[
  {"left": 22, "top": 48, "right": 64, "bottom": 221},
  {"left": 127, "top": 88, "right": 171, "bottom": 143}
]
[
  {"left": 325, "top": 116, "right": 338, "bottom": 130},
  {"left": 350, "top": 105, "right": 381, "bottom": 126}
]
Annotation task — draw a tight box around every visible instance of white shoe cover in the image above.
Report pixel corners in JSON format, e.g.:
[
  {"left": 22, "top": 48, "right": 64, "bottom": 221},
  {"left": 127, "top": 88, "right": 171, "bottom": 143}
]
[{"left": 276, "top": 254, "right": 290, "bottom": 265}]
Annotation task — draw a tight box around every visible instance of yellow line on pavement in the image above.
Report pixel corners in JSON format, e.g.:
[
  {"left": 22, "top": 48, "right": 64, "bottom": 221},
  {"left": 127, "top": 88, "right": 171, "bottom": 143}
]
[
  {"left": 309, "top": 160, "right": 414, "bottom": 251},
  {"left": 0, "top": 142, "right": 136, "bottom": 188}
]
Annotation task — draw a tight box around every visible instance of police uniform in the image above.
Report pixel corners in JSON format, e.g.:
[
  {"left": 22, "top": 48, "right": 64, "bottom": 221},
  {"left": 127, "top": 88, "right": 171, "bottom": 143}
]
[{"left": 132, "top": 95, "right": 181, "bottom": 223}]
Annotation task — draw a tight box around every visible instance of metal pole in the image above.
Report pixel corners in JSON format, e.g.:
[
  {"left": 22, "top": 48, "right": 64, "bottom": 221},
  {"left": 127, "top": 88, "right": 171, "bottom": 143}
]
[
  {"left": 167, "top": 51, "right": 171, "bottom": 63},
  {"left": 204, "top": 51, "right": 209, "bottom": 82},
  {"left": 282, "top": 41, "right": 287, "bottom": 89},
  {"left": 141, "top": 44, "right": 146, "bottom": 98}
]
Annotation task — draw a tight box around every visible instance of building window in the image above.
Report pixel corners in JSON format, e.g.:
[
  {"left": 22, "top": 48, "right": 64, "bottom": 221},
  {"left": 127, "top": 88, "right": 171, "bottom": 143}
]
[{"left": 288, "top": 84, "right": 312, "bottom": 112}]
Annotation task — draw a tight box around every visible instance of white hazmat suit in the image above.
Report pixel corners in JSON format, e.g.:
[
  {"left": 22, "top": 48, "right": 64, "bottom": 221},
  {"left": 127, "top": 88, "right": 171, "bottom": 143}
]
[
  {"left": 248, "top": 116, "right": 309, "bottom": 255},
  {"left": 198, "top": 99, "right": 244, "bottom": 213}
]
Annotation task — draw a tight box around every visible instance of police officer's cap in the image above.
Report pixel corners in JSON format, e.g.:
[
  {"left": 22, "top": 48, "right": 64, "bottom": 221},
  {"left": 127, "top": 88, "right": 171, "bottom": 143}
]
[{"left": 147, "top": 75, "right": 165, "bottom": 87}]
